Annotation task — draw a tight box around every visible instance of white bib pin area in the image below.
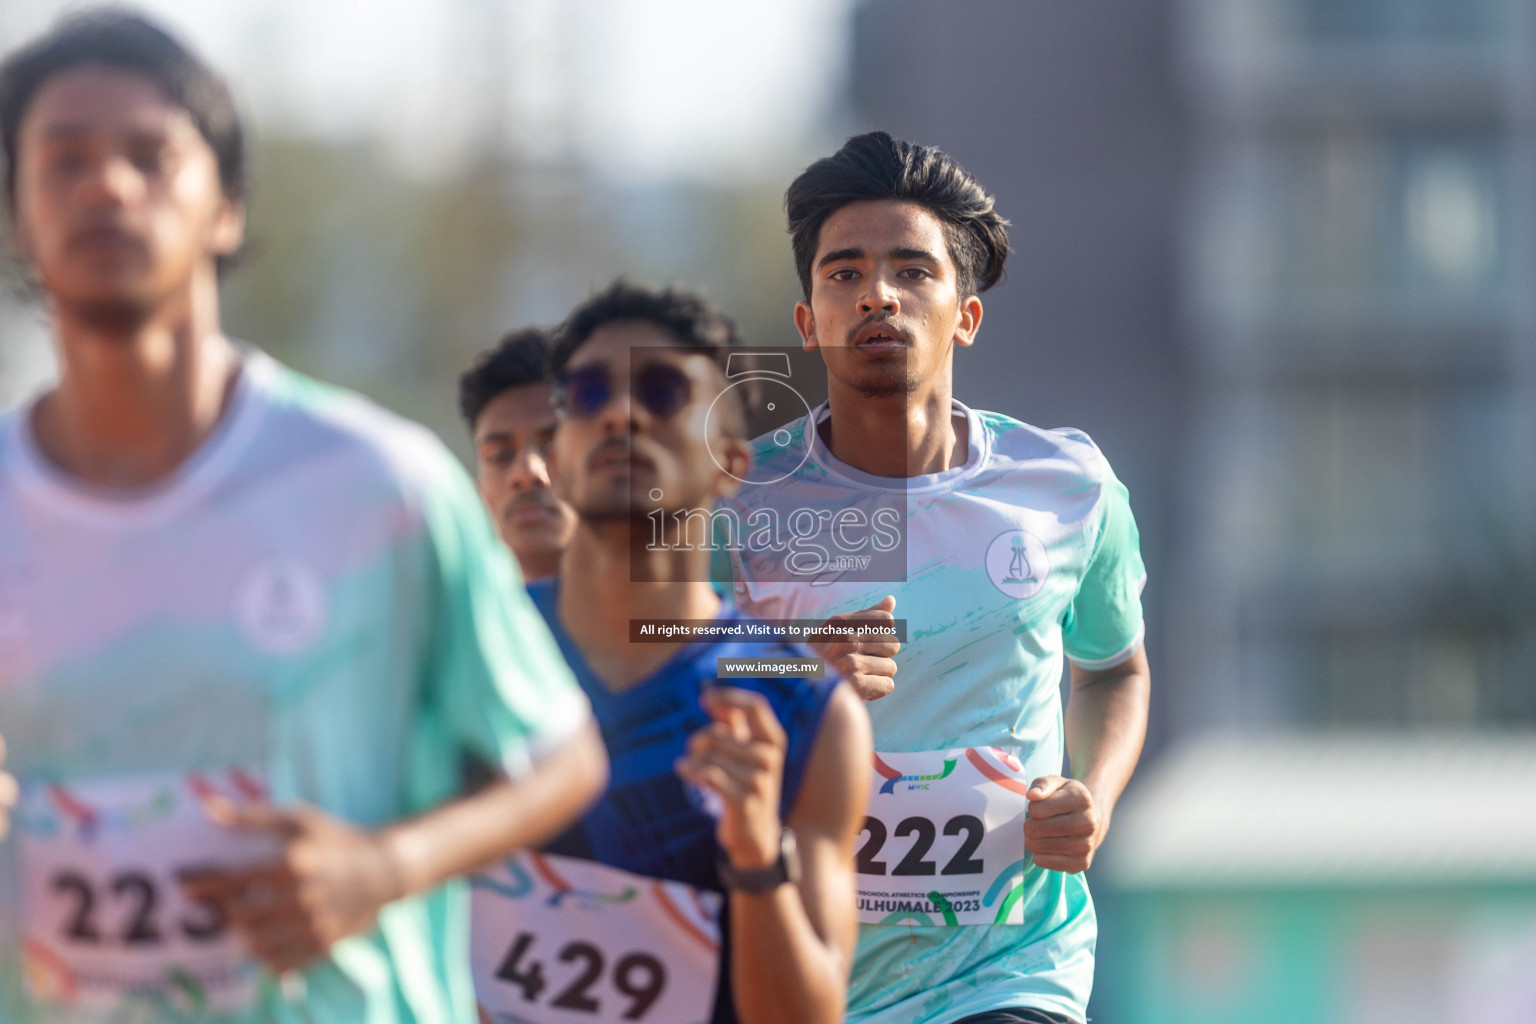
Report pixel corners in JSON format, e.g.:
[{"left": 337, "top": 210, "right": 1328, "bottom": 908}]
[
  {"left": 856, "top": 747, "right": 1032, "bottom": 926},
  {"left": 471, "top": 852, "right": 723, "bottom": 1024},
  {"left": 16, "top": 768, "right": 278, "bottom": 1014}
]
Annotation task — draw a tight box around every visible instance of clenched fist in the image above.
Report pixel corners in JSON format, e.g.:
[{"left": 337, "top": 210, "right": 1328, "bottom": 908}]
[
  {"left": 181, "top": 799, "right": 405, "bottom": 973},
  {"left": 1023, "top": 777, "right": 1106, "bottom": 874},
  {"left": 811, "top": 596, "right": 899, "bottom": 701}
]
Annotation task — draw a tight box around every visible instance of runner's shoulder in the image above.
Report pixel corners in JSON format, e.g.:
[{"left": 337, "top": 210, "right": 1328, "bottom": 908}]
[
  {"left": 252, "top": 352, "right": 465, "bottom": 509},
  {"left": 974, "top": 408, "right": 1115, "bottom": 485}
]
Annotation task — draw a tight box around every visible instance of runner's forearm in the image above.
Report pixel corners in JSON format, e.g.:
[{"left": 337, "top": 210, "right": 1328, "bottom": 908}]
[
  {"left": 379, "top": 720, "right": 608, "bottom": 897},
  {"left": 1065, "top": 650, "right": 1150, "bottom": 823},
  {"left": 728, "top": 884, "right": 849, "bottom": 1024}
]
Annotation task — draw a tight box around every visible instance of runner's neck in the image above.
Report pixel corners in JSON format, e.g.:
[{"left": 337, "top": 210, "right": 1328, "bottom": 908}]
[
  {"left": 558, "top": 529, "right": 723, "bottom": 693},
  {"left": 818, "top": 386, "right": 969, "bottom": 479},
  {"left": 32, "top": 281, "right": 239, "bottom": 490}
]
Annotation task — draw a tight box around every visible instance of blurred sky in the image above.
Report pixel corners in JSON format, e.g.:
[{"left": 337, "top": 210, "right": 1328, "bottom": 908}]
[{"left": 0, "top": 0, "right": 857, "bottom": 182}]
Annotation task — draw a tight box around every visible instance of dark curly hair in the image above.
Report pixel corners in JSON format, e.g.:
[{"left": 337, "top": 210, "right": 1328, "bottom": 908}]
[
  {"left": 550, "top": 279, "right": 748, "bottom": 437},
  {"left": 458, "top": 326, "right": 554, "bottom": 429},
  {"left": 785, "top": 130, "right": 1010, "bottom": 300},
  {"left": 0, "top": 9, "right": 246, "bottom": 271},
  {"left": 549, "top": 279, "right": 738, "bottom": 375}
]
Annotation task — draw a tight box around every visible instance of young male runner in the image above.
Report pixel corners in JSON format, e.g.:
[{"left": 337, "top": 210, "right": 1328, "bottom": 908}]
[
  {"left": 459, "top": 327, "right": 576, "bottom": 580},
  {"left": 726, "top": 132, "right": 1152, "bottom": 1024},
  {"left": 467, "top": 281, "right": 870, "bottom": 1024},
  {"left": 0, "top": 12, "right": 606, "bottom": 1022}
]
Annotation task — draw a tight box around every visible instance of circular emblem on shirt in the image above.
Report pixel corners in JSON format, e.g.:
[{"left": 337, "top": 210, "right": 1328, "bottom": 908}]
[
  {"left": 985, "top": 529, "right": 1049, "bottom": 600},
  {"left": 235, "top": 558, "right": 328, "bottom": 655}
]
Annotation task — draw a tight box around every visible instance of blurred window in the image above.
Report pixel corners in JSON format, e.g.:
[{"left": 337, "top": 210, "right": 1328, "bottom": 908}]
[
  {"left": 1275, "top": 380, "right": 1512, "bottom": 551},
  {"left": 1312, "top": 623, "right": 1506, "bottom": 725},
  {"left": 1234, "top": 380, "right": 1535, "bottom": 726},
  {"left": 1272, "top": 131, "right": 1503, "bottom": 293},
  {"left": 1292, "top": 0, "right": 1509, "bottom": 42}
]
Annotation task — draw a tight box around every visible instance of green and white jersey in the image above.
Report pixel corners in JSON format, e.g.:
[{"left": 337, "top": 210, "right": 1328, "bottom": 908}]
[
  {"left": 726, "top": 400, "right": 1145, "bottom": 1024},
  {"left": 0, "top": 349, "right": 590, "bottom": 1024}
]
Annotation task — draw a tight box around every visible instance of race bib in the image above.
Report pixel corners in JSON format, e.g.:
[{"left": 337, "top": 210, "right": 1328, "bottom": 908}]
[
  {"left": 856, "top": 747, "right": 1031, "bottom": 926},
  {"left": 470, "top": 852, "right": 723, "bottom": 1024},
  {"left": 16, "top": 768, "right": 277, "bottom": 1013}
]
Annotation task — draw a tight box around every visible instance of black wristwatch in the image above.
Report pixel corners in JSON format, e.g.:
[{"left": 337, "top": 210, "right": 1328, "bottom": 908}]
[{"left": 717, "top": 826, "right": 800, "bottom": 894}]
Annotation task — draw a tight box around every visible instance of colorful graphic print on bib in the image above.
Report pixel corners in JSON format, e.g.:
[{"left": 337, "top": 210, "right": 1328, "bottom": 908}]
[
  {"left": 856, "top": 747, "right": 1031, "bottom": 926},
  {"left": 471, "top": 852, "right": 723, "bottom": 1024},
  {"left": 16, "top": 768, "right": 278, "bottom": 1013}
]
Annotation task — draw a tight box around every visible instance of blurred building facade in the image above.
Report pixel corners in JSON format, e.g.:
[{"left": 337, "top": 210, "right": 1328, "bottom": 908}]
[
  {"left": 846, "top": 0, "right": 1187, "bottom": 750},
  {"left": 849, "top": 0, "right": 1536, "bottom": 747},
  {"left": 847, "top": 2, "right": 1536, "bottom": 1021},
  {"left": 1172, "top": 0, "right": 1536, "bottom": 734}
]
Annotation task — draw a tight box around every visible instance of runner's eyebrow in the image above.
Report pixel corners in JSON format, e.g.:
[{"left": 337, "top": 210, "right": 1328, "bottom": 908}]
[
  {"left": 39, "top": 123, "right": 170, "bottom": 143},
  {"left": 890, "top": 247, "right": 941, "bottom": 264},
  {"left": 818, "top": 247, "right": 864, "bottom": 268}
]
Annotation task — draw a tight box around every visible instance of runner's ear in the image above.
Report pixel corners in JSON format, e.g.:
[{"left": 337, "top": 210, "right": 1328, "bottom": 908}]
[
  {"left": 794, "top": 301, "right": 819, "bottom": 350},
  {"left": 711, "top": 438, "right": 751, "bottom": 499},
  {"left": 953, "top": 295, "right": 983, "bottom": 349}
]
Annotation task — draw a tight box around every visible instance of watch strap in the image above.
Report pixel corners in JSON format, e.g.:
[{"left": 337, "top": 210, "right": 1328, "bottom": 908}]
[{"left": 717, "top": 826, "right": 800, "bottom": 893}]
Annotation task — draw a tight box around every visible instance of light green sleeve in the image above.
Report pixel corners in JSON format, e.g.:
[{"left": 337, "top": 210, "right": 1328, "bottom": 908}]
[
  {"left": 417, "top": 449, "right": 590, "bottom": 778},
  {"left": 1061, "top": 473, "right": 1147, "bottom": 669}
]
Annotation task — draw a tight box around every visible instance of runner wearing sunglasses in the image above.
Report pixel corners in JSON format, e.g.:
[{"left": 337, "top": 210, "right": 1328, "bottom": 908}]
[
  {"left": 0, "top": 12, "right": 606, "bottom": 1022},
  {"left": 724, "top": 133, "right": 1152, "bottom": 1024},
  {"left": 466, "top": 280, "right": 871, "bottom": 1024}
]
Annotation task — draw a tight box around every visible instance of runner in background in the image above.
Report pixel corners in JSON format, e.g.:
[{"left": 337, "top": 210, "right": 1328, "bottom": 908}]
[
  {"left": 467, "top": 280, "right": 870, "bottom": 1024},
  {"left": 726, "top": 132, "right": 1152, "bottom": 1024},
  {"left": 459, "top": 328, "right": 576, "bottom": 582},
  {"left": 0, "top": 11, "right": 606, "bottom": 1022}
]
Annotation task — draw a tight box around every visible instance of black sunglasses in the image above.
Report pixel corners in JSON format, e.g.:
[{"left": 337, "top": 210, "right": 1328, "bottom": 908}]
[{"left": 554, "top": 362, "right": 694, "bottom": 420}]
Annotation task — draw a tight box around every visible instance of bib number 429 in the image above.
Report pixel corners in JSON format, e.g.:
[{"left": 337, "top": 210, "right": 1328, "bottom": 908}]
[{"left": 494, "top": 931, "right": 667, "bottom": 1021}]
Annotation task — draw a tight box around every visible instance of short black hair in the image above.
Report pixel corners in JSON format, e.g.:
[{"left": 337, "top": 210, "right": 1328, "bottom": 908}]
[
  {"left": 549, "top": 279, "right": 739, "bottom": 375},
  {"left": 0, "top": 8, "right": 246, "bottom": 216},
  {"left": 459, "top": 326, "right": 555, "bottom": 430},
  {"left": 785, "top": 130, "right": 1010, "bottom": 300}
]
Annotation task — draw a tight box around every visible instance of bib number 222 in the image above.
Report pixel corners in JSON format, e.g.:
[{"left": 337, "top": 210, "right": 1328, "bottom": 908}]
[{"left": 856, "top": 814, "right": 985, "bottom": 877}]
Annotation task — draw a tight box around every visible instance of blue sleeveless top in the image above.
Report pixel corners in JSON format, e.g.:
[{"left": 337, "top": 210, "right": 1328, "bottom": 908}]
[{"left": 527, "top": 580, "right": 839, "bottom": 1023}]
